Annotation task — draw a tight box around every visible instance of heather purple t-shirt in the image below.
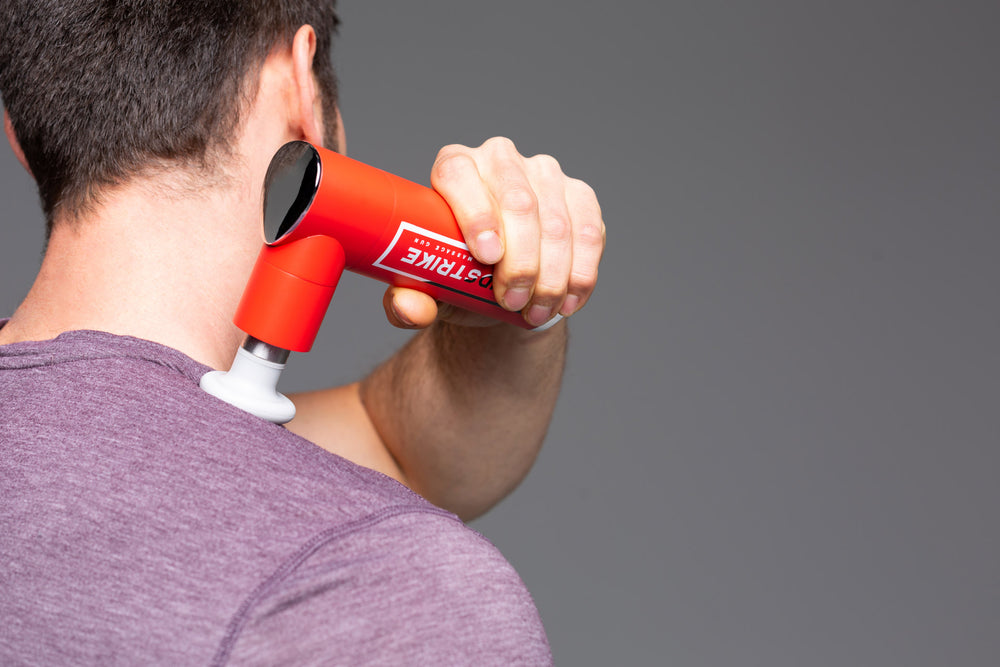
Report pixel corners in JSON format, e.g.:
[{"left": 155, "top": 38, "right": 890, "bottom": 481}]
[{"left": 0, "top": 327, "right": 551, "bottom": 665}]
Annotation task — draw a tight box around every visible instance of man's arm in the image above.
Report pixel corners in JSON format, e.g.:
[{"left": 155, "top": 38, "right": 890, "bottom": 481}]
[
  {"left": 358, "top": 319, "right": 567, "bottom": 520},
  {"left": 287, "top": 138, "right": 604, "bottom": 520},
  {"left": 288, "top": 322, "right": 566, "bottom": 521}
]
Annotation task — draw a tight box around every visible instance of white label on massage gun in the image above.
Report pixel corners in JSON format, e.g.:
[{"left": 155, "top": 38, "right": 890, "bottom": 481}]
[{"left": 373, "top": 222, "right": 500, "bottom": 307}]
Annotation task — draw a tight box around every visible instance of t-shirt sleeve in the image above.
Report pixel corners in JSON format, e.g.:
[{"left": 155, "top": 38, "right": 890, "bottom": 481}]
[{"left": 220, "top": 509, "right": 552, "bottom": 666}]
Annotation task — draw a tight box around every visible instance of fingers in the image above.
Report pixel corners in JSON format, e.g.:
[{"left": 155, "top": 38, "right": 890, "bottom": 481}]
[
  {"left": 522, "top": 154, "right": 572, "bottom": 326},
  {"left": 434, "top": 138, "right": 541, "bottom": 314},
  {"left": 431, "top": 147, "right": 503, "bottom": 265},
  {"left": 561, "top": 178, "right": 604, "bottom": 316},
  {"left": 482, "top": 142, "right": 541, "bottom": 314},
  {"left": 430, "top": 137, "right": 605, "bottom": 328}
]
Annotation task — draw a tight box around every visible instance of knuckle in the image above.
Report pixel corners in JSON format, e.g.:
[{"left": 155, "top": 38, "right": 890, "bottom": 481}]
[
  {"left": 432, "top": 151, "right": 476, "bottom": 183},
  {"left": 499, "top": 185, "right": 538, "bottom": 216},
  {"left": 567, "top": 268, "right": 599, "bottom": 293},
  {"left": 577, "top": 220, "right": 606, "bottom": 248},
  {"left": 567, "top": 177, "right": 597, "bottom": 201},
  {"left": 464, "top": 205, "right": 498, "bottom": 232},
  {"left": 540, "top": 213, "right": 572, "bottom": 243},
  {"left": 529, "top": 153, "right": 562, "bottom": 176},
  {"left": 482, "top": 136, "right": 518, "bottom": 155},
  {"left": 532, "top": 277, "right": 566, "bottom": 302},
  {"left": 568, "top": 178, "right": 602, "bottom": 214},
  {"left": 500, "top": 261, "right": 539, "bottom": 287},
  {"left": 435, "top": 143, "right": 468, "bottom": 159}
]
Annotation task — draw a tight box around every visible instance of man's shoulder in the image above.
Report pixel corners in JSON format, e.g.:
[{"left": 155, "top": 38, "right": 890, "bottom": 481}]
[
  {"left": 0, "top": 328, "right": 426, "bottom": 526},
  {"left": 222, "top": 508, "right": 553, "bottom": 665}
]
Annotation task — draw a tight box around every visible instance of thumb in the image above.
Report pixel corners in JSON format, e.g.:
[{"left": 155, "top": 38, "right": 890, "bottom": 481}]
[{"left": 383, "top": 287, "right": 438, "bottom": 329}]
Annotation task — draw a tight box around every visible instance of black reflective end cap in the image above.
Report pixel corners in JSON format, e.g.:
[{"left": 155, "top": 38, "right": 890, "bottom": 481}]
[{"left": 263, "top": 141, "right": 322, "bottom": 244}]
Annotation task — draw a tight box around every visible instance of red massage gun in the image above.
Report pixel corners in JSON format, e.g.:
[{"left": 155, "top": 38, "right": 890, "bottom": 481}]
[{"left": 201, "top": 141, "right": 561, "bottom": 422}]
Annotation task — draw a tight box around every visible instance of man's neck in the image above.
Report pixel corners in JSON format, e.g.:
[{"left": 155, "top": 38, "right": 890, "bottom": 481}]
[{"left": 0, "top": 177, "right": 264, "bottom": 370}]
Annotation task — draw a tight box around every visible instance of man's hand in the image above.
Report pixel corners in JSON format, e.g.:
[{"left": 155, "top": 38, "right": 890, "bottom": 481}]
[{"left": 381, "top": 137, "right": 605, "bottom": 330}]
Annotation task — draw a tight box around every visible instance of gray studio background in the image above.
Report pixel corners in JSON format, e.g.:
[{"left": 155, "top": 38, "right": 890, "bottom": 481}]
[{"left": 2, "top": 1, "right": 997, "bottom": 665}]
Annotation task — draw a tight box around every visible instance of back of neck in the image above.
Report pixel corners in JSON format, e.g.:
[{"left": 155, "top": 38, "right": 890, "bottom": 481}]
[{"left": 0, "top": 182, "right": 262, "bottom": 370}]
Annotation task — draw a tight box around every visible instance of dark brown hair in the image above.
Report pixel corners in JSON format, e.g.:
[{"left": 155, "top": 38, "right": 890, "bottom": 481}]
[{"left": 0, "top": 0, "right": 340, "bottom": 232}]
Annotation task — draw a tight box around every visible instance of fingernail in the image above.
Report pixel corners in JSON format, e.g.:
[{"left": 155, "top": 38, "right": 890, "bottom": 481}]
[
  {"left": 526, "top": 305, "right": 552, "bottom": 327},
  {"left": 503, "top": 287, "right": 531, "bottom": 311},
  {"left": 391, "top": 298, "right": 415, "bottom": 327},
  {"left": 475, "top": 231, "right": 503, "bottom": 265},
  {"left": 559, "top": 294, "right": 580, "bottom": 317}
]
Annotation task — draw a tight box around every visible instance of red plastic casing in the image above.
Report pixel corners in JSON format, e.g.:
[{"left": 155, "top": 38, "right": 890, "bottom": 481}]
[
  {"left": 235, "top": 143, "right": 541, "bottom": 352},
  {"left": 234, "top": 235, "right": 345, "bottom": 352}
]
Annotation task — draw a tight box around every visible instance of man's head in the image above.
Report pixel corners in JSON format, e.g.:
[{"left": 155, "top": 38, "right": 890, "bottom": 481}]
[{"left": 0, "top": 0, "right": 340, "bottom": 233}]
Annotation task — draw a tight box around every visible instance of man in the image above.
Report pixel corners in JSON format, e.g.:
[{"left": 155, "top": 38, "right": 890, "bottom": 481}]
[{"left": 0, "top": 1, "right": 604, "bottom": 663}]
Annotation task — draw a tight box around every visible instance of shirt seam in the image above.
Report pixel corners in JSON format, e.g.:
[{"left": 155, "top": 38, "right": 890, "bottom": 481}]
[
  {"left": 0, "top": 351, "right": 203, "bottom": 383},
  {"left": 210, "top": 504, "right": 460, "bottom": 666}
]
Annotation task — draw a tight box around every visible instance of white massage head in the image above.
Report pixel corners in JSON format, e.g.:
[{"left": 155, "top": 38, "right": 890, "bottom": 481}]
[{"left": 200, "top": 337, "right": 296, "bottom": 424}]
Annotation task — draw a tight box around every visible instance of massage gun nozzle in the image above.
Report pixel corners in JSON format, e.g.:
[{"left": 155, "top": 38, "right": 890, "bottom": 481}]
[
  {"left": 198, "top": 335, "right": 296, "bottom": 424},
  {"left": 241, "top": 335, "right": 291, "bottom": 366}
]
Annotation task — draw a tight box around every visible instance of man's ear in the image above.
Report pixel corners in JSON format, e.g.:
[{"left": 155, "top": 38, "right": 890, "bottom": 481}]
[
  {"left": 291, "top": 25, "right": 325, "bottom": 147},
  {"left": 4, "top": 110, "right": 33, "bottom": 178}
]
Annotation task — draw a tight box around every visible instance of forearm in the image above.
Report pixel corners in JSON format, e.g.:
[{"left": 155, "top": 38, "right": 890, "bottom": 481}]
[{"left": 360, "top": 319, "right": 568, "bottom": 521}]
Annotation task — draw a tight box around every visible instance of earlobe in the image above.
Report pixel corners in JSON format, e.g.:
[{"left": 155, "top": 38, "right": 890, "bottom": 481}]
[
  {"left": 4, "top": 110, "right": 33, "bottom": 178},
  {"left": 291, "top": 25, "right": 324, "bottom": 147}
]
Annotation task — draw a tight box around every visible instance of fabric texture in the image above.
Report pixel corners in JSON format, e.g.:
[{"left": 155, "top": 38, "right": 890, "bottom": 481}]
[{"left": 0, "top": 326, "right": 551, "bottom": 665}]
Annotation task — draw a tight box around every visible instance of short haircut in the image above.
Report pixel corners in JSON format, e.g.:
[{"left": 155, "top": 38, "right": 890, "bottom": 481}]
[{"left": 0, "top": 0, "right": 340, "bottom": 232}]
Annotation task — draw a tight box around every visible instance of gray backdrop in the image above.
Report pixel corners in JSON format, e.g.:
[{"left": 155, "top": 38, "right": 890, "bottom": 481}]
[{"left": 2, "top": 1, "right": 997, "bottom": 665}]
